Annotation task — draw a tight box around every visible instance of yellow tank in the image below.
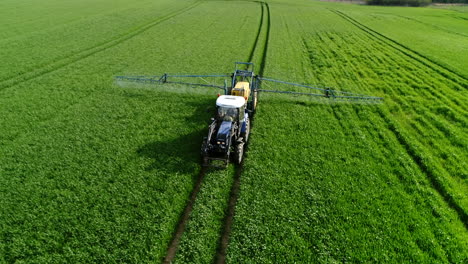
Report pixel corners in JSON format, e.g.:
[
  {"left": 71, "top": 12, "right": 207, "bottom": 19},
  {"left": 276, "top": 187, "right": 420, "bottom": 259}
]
[{"left": 230, "top": 81, "right": 251, "bottom": 101}]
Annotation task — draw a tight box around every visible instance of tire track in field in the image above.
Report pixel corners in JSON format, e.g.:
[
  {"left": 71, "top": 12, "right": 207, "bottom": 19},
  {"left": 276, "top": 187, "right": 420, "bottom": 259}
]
[
  {"left": 215, "top": 2, "right": 270, "bottom": 263},
  {"left": 331, "top": 9, "right": 468, "bottom": 86},
  {"left": 342, "top": 25, "right": 468, "bottom": 116},
  {"left": 161, "top": 2, "right": 269, "bottom": 263},
  {"left": 258, "top": 2, "right": 271, "bottom": 77},
  {"left": 247, "top": 2, "right": 265, "bottom": 63},
  {"left": 0, "top": 2, "right": 200, "bottom": 92},
  {"left": 215, "top": 163, "right": 244, "bottom": 264},
  {"left": 0, "top": 2, "right": 200, "bottom": 150},
  {"left": 162, "top": 167, "right": 208, "bottom": 264},
  {"left": 329, "top": 9, "right": 468, "bottom": 230},
  {"left": 393, "top": 14, "right": 468, "bottom": 38},
  {"left": 377, "top": 109, "right": 468, "bottom": 231}
]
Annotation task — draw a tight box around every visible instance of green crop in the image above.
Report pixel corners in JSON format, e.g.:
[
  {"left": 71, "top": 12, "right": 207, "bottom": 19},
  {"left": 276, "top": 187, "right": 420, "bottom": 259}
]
[
  {"left": 0, "top": 0, "right": 259, "bottom": 262},
  {"left": 0, "top": 0, "right": 467, "bottom": 262},
  {"left": 227, "top": 1, "right": 468, "bottom": 263}
]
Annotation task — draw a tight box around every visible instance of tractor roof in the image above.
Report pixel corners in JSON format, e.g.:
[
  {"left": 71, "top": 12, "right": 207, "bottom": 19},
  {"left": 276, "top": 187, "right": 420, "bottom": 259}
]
[{"left": 216, "top": 95, "right": 245, "bottom": 108}]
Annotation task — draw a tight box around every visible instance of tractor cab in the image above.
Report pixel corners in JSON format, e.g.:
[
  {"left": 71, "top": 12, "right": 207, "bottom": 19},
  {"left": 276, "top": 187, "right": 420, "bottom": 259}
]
[
  {"left": 208, "top": 95, "right": 248, "bottom": 162},
  {"left": 216, "top": 95, "right": 246, "bottom": 122}
]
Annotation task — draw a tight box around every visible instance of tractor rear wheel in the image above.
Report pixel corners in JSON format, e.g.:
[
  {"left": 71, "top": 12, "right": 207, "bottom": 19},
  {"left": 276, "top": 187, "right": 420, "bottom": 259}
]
[
  {"left": 253, "top": 90, "right": 258, "bottom": 111},
  {"left": 233, "top": 143, "right": 244, "bottom": 165},
  {"left": 202, "top": 156, "right": 209, "bottom": 167},
  {"left": 201, "top": 138, "right": 209, "bottom": 166},
  {"left": 242, "top": 118, "right": 250, "bottom": 143}
]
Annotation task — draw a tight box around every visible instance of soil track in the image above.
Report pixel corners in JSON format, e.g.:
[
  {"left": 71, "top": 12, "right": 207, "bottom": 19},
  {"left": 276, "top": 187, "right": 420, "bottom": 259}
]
[
  {"left": 215, "top": 2, "right": 271, "bottom": 263},
  {"left": 162, "top": 167, "right": 208, "bottom": 264},
  {"left": 162, "top": 2, "right": 271, "bottom": 262},
  {"left": 247, "top": 2, "right": 265, "bottom": 63},
  {"left": 259, "top": 2, "right": 271, "bottom": 77},
  {"left": 215, "top": 163, "right": 244, "bottom": 264}
]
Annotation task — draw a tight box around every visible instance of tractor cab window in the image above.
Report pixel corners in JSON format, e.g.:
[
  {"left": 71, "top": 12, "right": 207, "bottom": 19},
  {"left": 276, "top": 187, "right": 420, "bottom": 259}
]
[{"left": 218, "top": 107, "right": 238, "bottom": 122}]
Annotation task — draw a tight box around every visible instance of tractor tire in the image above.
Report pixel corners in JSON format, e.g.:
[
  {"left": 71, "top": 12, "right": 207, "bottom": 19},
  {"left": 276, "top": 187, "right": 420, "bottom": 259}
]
[
  {"left": 202, "top": 156, "right": 209, "bottom": 167},
  {"left": 242, "top": 117, "right": 250, "bottom": 143},
  {"left": 253, "top": 90, "right": 258, "bottom": 111},
  {"left": 201, "top": 138, "right": 209, "bottom": 166},
  {"left": 233, "top": 143, "right": 244, "bottom": 165},
  {"left": 201, "top": 138, "right": 208, "bottom": 154}
]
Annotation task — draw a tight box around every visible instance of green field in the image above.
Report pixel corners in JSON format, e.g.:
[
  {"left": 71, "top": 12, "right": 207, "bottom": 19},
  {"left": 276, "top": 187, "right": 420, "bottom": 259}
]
[{"left": 0, "top": 0, "right": 467, "bottom": 263}]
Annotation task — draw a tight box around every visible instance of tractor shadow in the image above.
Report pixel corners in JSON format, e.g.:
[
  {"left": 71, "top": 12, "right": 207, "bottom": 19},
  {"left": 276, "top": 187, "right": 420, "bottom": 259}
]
[
  {"left": 137, "top": 129, "right": 206, "bottom": 175},
  {"left": 137, "top": 100, "right": 217, "bottom": 175}
]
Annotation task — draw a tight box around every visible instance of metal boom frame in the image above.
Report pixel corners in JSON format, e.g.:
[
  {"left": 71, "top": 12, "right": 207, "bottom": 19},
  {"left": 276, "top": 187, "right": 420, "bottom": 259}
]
[{"left": 115, "top": 62, "right": 383, "bottom": 102}]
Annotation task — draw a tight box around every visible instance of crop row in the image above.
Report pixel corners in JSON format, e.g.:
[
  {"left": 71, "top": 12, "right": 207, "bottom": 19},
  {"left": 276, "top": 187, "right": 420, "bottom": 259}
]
[
  {"left": 173, "top": 2, "right": 271, "bottom": 262},
  {"left": 336, "top": 3, "right": 468, "bottom": 78},
  {"left": 227, "top": 1, "right": 468, "bottom": 262},
  {"left": 0, "top": 0, "right": 196, "bottom": 83},
  {"left": 0, "top": 1, "right": 260, "bottom": 262},
  {"left": 326, "top": 10, "right": 468, "bottom": 218},
  {"left": 1, "top": 0, "right": 467, "bottom": 262}
]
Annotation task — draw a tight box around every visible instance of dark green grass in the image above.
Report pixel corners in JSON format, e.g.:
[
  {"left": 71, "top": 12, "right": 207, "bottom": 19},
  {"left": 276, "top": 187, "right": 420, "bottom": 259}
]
[
  {"left": 1, "top": 0, "right": 467, "bottom": 262},
  {"left": 228, "top": 99, "right": 468, "bottom": 263},
  {"left": 0, "top": 0, "right": 194, "bottom": 81},
  {"left": 227, "top": 1, "right": 468, "bottom": 262},
  {"left": 0, "top": 88, "right": 212, "bottom": 262},
  {"left": 174, "top": 166, "right": 235, "bottom": 263},
  {"left": 327, "top": 2, "right": 468, "bottom": 78},
  {"left": 0, "top": 0, "right": 259, "bottom": 262}
]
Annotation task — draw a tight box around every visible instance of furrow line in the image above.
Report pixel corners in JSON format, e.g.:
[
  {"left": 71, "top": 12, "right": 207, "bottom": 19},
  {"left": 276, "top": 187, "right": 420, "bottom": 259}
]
[
  {"left": 247, "top": 2, "right": 264, "bottom": 63},
  {"left": 162, "top": 167, "right": 208, "bottom": 264},
  {"left": 162, "top": 2, "right": 269, "bottom": 262},
  {"left": 377, "top": 108, "right": 468, "bottom": 231},
  {"left": 215, "top": 163, "right": 244, "bottom": 264},
  {"left": 394, "top": 14, "right": 468, "bottom": 38},
  {"left": 331, "top": 9, "right": 468, "bottom": 87},
  {"left": 0, "top": 2, "right": 200, "bottom": 147},
  {"left": 258, "top": 2, "right": 271, "bottom": 77},
  {"left": 346, "top": 26, "right": 468, "bottom": 112},
  {"left": 215, "top": 3, "right": 271, "bottom": 263},
  {"left": 0, "top": 2, "right": 200, "bottom": 92}
]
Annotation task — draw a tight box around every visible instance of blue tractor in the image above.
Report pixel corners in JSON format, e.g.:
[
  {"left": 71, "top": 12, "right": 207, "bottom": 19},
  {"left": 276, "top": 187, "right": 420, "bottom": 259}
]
[
  {"left": 115, "top": 62, "right": 382, "bottom": 168},
  {"left": 201, "top": 95, "right": 250, "bottom": 167}
]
